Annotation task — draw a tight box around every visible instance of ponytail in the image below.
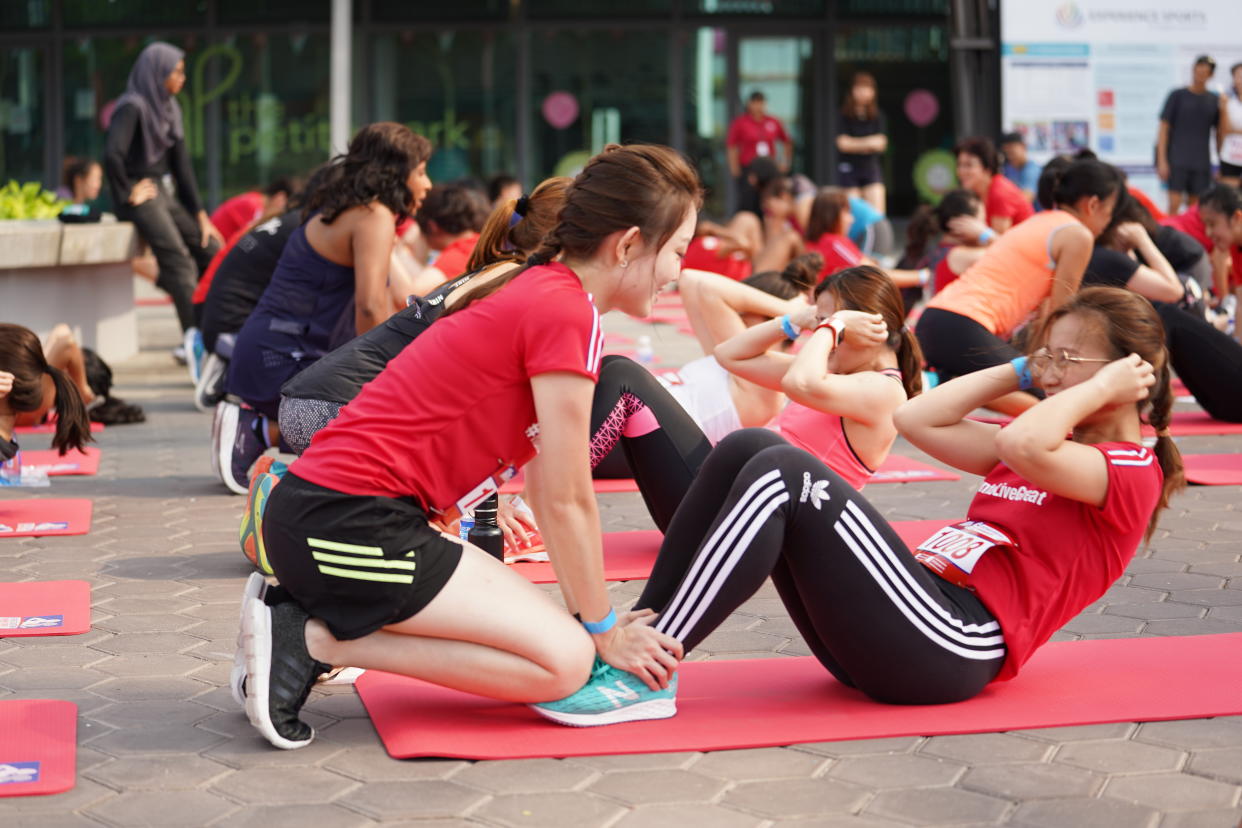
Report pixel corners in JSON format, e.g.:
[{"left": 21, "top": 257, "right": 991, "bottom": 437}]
[
  {"left": 894, "top": 327, "right": 925, "bottom": 399},
  {"left": 1143, "top": 358, "right": 1185, "bottom": 542},
  {"left": 443, "top": 236, "right": 564, "bottom": 316},
  {"left": 465, "top": 177, "right": 571, "bottom": 274},
  {"left": 46, "top": 365, "right": 91, "bottom": 456},
  {"left": 901, "top": 204, "right": 938, "bottom": 268}
]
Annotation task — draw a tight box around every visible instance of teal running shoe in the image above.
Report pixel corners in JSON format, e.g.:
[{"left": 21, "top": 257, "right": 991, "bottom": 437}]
[{"left": 530, "top": 657, "right": 677, "bottom": 727}]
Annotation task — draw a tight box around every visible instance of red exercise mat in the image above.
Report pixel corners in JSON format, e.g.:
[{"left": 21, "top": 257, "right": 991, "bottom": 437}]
[
  {"left": 0, "top": 500, "right": 93, "bottom": 538},
  {"left": 356, "top": 633, "right": 1242, "bottom": 760},
  {"left": 14, "top": 422, "right": 103, "bottom": 436},
  {"left": 511, "top": 520, "right": 956, "bottom": 584},
  {"left": 0, "top": 700, "right": 77, "bottom": 796},
  {"left": 499, "top": 473, "right": 638, "bottom": 495},
  {"left": 19, "top": 448, "right": 101, "bottom": 477},
  {"left": 1145, "top": 411, "right": 1242, "bottom": 437},
  {"left": 872, "top": 454, "right": 961, "bottom": 483},
  {"left": 0, "top": 581, "right": 91, "bottom": 637},
  {"left": 1182, "top": 454, "right": 1242, "bottom": 485}
]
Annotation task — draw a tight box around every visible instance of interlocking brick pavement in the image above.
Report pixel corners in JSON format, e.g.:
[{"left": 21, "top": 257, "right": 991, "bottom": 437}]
[{"left": 1, "top": 296, "right": 1240, "bottom": 827}]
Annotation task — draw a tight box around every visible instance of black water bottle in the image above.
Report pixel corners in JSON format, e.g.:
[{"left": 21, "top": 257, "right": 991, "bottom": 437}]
[{"left": 468, "top": 494, "right": 505, "bottom": 561}]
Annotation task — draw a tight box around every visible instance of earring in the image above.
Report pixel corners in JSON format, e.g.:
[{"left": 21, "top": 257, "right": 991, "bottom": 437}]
[{"left": 619, "top": 260, "right": 629, "bottom": 269}]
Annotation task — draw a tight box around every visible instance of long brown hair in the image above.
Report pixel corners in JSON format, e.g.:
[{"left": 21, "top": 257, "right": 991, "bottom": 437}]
[
  {"left": 1032, "top": 287, "right": 1183, "bottom": 540},
  {"left": 813, "top": 265, "right": 924, "bottom": 399},
  {"left": 447, "top": 144, "right": 703, "bottom": 314},
  {"left": 806, "top": 186, "right": 850, "bottom": 242},
  {"left": 744, "top": 252, "right": 822, "bottom": 299},
  {"left": 841, "top": 71, "right": 878, "bottom": 121},
  {"left": 466, "top": 177, "right": 571, "bottom": 273},
  {"left": 0, "top": 324, "right": 91, "bottom": 455}
]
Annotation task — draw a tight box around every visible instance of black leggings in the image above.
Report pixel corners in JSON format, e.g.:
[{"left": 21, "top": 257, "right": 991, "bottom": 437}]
[
  {"left": 1155, "top": 301, "right": 1242, "bottom": 423},
  {"left": 588, "top": 355, "right": 713, "bottom": 532},
  {"left": 916, "top": 307, "right": 1020, "bottom": 380},
  {"left": 636, "top": 429, "right": 1006, "bottom": 705}
]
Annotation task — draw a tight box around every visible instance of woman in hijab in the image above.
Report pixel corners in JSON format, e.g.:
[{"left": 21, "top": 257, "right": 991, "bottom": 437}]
[{"left": 104, "top": 42, "right": 223, "bottom": 336}]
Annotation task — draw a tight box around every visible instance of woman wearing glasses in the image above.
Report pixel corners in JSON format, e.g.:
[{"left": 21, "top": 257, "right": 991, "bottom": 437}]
[{"left": 540, "top": 286, "right": 1181, "bottom": 723}]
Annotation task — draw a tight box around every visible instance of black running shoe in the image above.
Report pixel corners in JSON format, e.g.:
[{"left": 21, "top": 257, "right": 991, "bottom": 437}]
[{"left": 241, "top": 598, "right": 331, "bottom": 749}]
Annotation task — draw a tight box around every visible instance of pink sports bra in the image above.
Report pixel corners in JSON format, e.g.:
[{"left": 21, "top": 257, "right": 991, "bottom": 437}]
[{"left": 774, "top": 368, "right": 904, "bottom": 490}]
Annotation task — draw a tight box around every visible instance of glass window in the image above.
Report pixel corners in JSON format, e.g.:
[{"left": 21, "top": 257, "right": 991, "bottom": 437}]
[
  {"left": 1, "top": 0, "right": 51, "bottom": 29},
  {"left": 688, "top": 0, "right": 825, "bottom": 18},
  {"left": 683, "top": 27, "right": 729, "bottom": 217},
  {"left": 370, "top": 0, "right": 510, "bottom": 23},
  {"left": 62, "top": 36, "right": 200, "bottom": 210},
  {"left": 370, "top": 30, "right": 518, "bottom": 185},
  {"left": 836, "top": 0, "right": 947, "bottom": 17},
  {"left": 834, "top": 24, "right": 953, "bottom": 214},
  {"left": 737, "top": 36, "right": 815, "bottom": 174},
  {"left": 217, "top": 0, "right": 329, "bottom": 24},
  {"left": 63, "top": 0, "right": 205, "bottom": 28},
  {"left": 526, "top": 0, "right": 672, "bottom": 18},
  {"left": 0, "top": 47, "right": 47, "bottom": 186},
  {"left": 529, "top": 29, "right": 670, "bottom": 182},
  {"left": 209, "top": 33, "right": 332, "bottom": 200}
]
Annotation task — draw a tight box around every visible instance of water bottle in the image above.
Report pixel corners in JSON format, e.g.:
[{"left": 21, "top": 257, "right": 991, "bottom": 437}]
[
  {"left": 458, "top": 514, "right": 474, "bottom": 543},
  {"left": 636, "top": 335, "right": 654, "bottom": 367},
  {"left": 0, "top": 450, "right": 21, "bottom": 486},
  {"left": 467, "top": 494, "right": 505, "bottom": 561},
  {"left": 1225, "top": 294, "right": 1238, "bottom": 336}
]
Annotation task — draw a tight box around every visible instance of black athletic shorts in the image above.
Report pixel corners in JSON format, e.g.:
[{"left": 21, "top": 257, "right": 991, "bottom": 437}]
[
  {"left": 1167, "top": 165, "right": 1212, "bottom": 197},
  {"left": 1220, "top": 161, "right": 1242, "bottom": 179},
  {"left": 262, "top": 472, "right": 462, "bottom": 640}
]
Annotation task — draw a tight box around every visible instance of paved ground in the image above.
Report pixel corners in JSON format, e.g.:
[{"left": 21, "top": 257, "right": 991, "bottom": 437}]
[{"left": 2, "top": 295, "right": 1241, "bottom": 827}]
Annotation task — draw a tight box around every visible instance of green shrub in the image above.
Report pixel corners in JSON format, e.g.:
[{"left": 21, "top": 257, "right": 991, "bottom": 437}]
[{"left": 0, "top": 180, "right": 70, "bottom": 220}]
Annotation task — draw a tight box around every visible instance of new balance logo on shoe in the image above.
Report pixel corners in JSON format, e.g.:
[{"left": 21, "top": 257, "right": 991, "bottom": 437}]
[
  {"left": 597, "top": 680, "right": 640, "bottom": 709},
  {"left": 799, "top": 472, "right": 830, "bottom": 510}
]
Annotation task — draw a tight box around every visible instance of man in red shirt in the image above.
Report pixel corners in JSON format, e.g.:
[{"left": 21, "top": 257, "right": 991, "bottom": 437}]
[
  {"left": 727, "top": 92, "right": 792, "bottom": 213},
  {"left": 210, "top": 178, "right": 296, "bottom": 241},
  {"left": 954, "top": 137, "right": 1034, "bottom": 236}
]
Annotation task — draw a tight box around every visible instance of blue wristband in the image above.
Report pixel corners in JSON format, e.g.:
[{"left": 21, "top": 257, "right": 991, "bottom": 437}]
[
  {"left": 1010, "top": 356, "right": 1033, "bottom": 390},
  {"left": 582, "top": 607, "right": 617, "bottom": 635},
  {"left": 979, "top": 228, "right": 996, "bottom": 244},
  {"left": 779, "top": 314, "right": 800, "bottom": 341}
]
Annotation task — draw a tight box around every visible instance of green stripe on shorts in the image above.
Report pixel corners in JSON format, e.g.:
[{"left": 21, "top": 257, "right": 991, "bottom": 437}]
[
  {"left": 311, "top": 551, "right": 417, "bottom": 571},
  {"left": 316, "top": 564, "right": 414, "bottom": 584},
  {"left": 307, "top": 537, "right": 384, "bottom": 556}
]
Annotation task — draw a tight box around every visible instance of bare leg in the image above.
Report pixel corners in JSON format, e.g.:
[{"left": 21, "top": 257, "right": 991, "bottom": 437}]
[
  {"left": 1168, "top": 190, "right": 1184, "bottom": 215},
  {"left": 862, "top": 182, "right": 887, "bottom": 215},
  {"left": 304, "top": 544, "right": 594, "bottom": 702},
  {"left": 44, "top": 325, "right": 94, "bottom": 406}
]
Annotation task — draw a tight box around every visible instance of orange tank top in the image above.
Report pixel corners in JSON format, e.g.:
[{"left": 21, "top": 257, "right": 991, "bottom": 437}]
[
  {"left": 926, "top": 210, "right": 1080, "bottom": 337},
  {"left": 773, "top": 369, "right": 904, "bottom": 491}
]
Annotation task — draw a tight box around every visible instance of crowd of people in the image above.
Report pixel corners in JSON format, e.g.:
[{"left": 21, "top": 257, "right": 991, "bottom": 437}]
[{"left": 7, "top": 41, "right": 1242, "bottom": 752}]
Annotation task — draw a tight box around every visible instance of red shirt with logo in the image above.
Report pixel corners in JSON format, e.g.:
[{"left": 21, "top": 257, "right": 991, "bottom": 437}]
[
  {"left": 808, "top": 233, "right": 864, "bottom": 279},
  {"left": 726, "top": 114, "right": 790, "bottom": 169},
  {"left": 291, "top": 263, "right": 605, "bottom": 513},
  {"left": 985, "top": 174, "right": 1035, "bottom": 229},
  {"left": 955, "top": 442, "right": 1161, "bottom": 681},
  {"left": 683, "top": 236, "right": 753, "bottom": 281},
  {"left": 1159, "top": 208, "right": 1242, "bottom": 287}
]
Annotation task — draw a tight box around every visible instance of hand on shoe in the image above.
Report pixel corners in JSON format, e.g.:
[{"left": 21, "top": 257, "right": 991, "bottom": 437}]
[
  {"left": 593, "top": 613, "right": 683, "bottom": 691},
  {"left": 498, "top": 496, "right": 538, "bottom": 551}
]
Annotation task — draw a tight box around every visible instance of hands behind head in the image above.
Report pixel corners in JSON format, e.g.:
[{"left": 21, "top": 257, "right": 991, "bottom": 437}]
[
  {"left": 947, "top": 214, "right": 988, "bottom": 244},
  {"left": 1091, "top": 353, "right": 1156, "bottom": 407},
  {"left": 832, "top": 310, "right": 889, "bottom": 347},
  {"left": 1113, "top": 221, "right": 1149, "bottom": 249}
]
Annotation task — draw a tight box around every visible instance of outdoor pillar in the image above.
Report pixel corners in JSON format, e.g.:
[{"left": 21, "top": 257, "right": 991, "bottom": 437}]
[{"left": 330, "top": 0, "right": 352, "bottom": 155}]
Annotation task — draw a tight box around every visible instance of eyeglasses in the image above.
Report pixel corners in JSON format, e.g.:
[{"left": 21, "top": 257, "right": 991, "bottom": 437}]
[{"left": 1030, "top": 348, "right": 1112, "bottom": 376}]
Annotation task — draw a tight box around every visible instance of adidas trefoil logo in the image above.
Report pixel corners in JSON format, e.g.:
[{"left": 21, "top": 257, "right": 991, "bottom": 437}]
[{"left": 799, "top": 472, "right": 830, "bottom": 510}]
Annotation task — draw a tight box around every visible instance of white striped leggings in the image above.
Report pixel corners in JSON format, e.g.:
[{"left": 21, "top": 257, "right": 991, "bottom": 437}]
[{"left": 636, "top": 429, "right": 1007, "bottom": 705}]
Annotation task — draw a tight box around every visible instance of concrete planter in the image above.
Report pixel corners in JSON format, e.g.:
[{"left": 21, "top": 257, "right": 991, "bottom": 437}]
[
  {"left": 0, "top": 220, "right": 63, "bottom": 268},
  {"left": 60, "top": 222, "right": 138, "bottom": 265}
]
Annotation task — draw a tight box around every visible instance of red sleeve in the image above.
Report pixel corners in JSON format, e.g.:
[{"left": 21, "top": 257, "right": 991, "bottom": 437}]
[
  {"left": 773, "top": 118, "right": 790, "bottom": 143},
  {"left": 933, "top": 257, "right": 958, "bottom": 294},
  {"left": 987, "top": 176, "right": 1033, "bottom": 224},
  {"left": 517, "top": 287, "right": 604, "bottom": 381},
  {"left": 1093, "top": 444, "right": 1163, "bottom": 535}
]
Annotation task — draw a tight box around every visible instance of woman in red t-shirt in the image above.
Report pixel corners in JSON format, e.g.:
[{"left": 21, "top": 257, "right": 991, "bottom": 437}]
[
  {"left": 955, "top": 136, "right": 1034, "bottom": 237},
  {"left": 548, "top": 287, "right": 1179, "bottom": 723},
  {"left": 237, "top": 145, "right": 701, "bottom": 749},
  {"left": 804, "top": 187, "right": 865, "bottom": 279}
]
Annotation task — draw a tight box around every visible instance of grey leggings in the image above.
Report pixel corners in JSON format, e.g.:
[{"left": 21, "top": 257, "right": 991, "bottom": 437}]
[{"left": 278, "top": 396, "right": 343, "bottom": 455}]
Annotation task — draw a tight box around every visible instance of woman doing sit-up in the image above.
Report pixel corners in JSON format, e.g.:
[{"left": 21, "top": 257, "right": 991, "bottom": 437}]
[
  {"left": 238, "top": 144, "right": 700, "bottom": 749},
  {"left": 535, "top": 287, "right": 1180, "bottom": 725},
  {"left": 0, "top": 324, "right": 92, "bottom": 465}
]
